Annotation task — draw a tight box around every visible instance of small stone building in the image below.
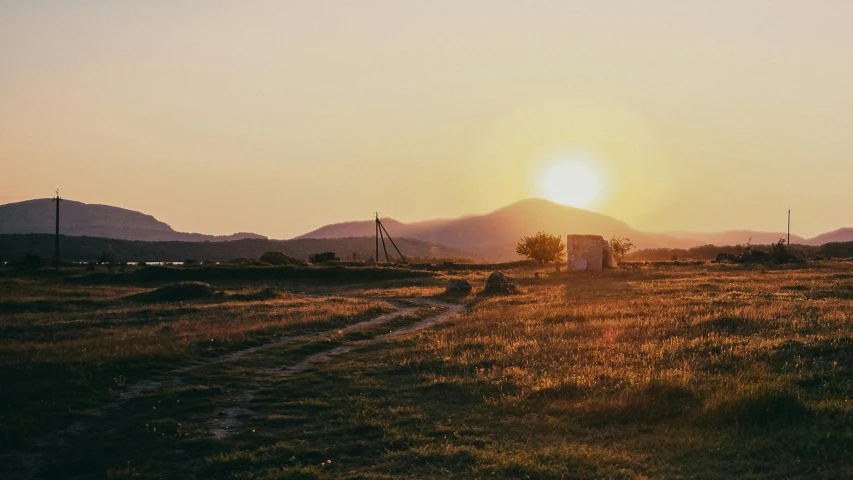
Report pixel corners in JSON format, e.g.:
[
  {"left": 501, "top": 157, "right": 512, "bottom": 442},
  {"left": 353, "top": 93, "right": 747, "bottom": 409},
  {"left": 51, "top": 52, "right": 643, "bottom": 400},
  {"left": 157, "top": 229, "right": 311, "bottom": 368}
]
[{"left": 567, "top": 234, "right": 614, "bottom": 270}]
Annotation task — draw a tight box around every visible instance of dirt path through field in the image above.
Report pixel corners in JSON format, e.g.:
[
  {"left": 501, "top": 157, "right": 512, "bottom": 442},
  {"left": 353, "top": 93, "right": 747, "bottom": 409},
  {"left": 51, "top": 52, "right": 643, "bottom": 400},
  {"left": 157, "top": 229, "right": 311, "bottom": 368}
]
[
  {"left": 209, "top": 298, "right": 465, "bottom": 439},
  {"left": 10, "top": 296, "right": 466, "bottom": 479},
  {"left": 56, "top": 301, "right": 419, "bottom": 435},
  {"left": 277, "top": 299, "right": 464, "bottom": 377}
]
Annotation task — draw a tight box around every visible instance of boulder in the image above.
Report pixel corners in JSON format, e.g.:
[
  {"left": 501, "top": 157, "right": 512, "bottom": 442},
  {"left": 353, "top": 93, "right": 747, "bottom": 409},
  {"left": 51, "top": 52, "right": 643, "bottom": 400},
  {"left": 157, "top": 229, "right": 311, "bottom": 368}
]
[
  {"left": 446, "top": 279, "right": 473, "bottom": 293},
  {"left": 483, "top": 271, "right": 517, "bottom": 295}
]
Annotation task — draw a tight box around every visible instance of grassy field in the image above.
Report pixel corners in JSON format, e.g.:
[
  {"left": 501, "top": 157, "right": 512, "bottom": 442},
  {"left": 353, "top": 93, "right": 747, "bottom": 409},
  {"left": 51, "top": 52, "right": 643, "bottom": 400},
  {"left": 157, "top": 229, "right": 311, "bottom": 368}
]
[{"left": 2, "top": 262, "right": 852, "bottom": 478}]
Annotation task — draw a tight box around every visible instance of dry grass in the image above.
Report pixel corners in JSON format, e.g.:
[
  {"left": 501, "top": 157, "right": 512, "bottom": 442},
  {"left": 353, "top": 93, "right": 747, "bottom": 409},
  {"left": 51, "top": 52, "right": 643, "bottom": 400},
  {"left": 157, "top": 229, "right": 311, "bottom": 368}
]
[
  {"left": 0, "top": 277, "right": 390, "bottom": 451},
  {"left": 3, "top": 262, "right": 853, "bottom": 478}
]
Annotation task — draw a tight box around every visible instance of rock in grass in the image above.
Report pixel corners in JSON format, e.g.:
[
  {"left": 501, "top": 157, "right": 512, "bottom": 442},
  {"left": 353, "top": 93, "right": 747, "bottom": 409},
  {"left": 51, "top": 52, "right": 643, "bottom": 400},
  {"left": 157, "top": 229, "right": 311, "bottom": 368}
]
[
  {"left": 445, "top": 279, "right": 473, "bottom": 293},
  {"left": 483, "top": 271, "right": 516, "bottom": 295}
]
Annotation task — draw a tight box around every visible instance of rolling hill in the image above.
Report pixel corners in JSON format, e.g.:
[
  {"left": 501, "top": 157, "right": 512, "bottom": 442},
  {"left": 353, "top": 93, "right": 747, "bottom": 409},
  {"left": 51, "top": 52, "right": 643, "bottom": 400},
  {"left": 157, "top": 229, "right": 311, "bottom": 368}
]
[
  {"left": 299, "top": 198, "right": 699, "bottom": 261},
  {"left": 4, "top": 197, "right": 852, "bottom": 263},
  {"left": 0, "top": 235, "right": 471, "bottom": 264},
  {"left": 806, "top": 228, "right": 853, "bottom": 245},
  {"left": 298, "top": 198, "right": 853, "bottom": 261},
  {"left": 0, "top": 199, "right": 266, "bottom": 242}
]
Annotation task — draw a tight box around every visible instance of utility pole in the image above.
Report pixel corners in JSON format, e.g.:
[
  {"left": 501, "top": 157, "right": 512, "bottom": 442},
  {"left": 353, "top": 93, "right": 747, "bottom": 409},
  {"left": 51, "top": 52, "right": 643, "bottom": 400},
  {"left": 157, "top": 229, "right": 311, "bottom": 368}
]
[
  {"left": 371, "top": 212, "right": 407, "bottom": 263},
  {"left": 52, "top": 189, "right": 63, "bottom": 269},
  {"left": 787, "top": 206, "right": 791, "bottom": 250},
  {"left": 377, "top": 218, "right": 406, "bottom": 263}
]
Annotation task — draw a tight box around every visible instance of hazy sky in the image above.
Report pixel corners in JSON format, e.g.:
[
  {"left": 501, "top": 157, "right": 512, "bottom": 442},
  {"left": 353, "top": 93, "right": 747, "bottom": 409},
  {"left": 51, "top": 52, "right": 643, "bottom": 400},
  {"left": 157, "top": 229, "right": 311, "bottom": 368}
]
[{"left": 2, "top": 1, "right": 852, "bottom": 238}]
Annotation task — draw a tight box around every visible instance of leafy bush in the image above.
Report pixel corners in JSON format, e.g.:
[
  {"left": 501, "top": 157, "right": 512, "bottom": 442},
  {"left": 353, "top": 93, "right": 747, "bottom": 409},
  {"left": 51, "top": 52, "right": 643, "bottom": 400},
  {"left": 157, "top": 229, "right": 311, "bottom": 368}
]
[
  {"left": 97, "top": 251, "right": 117, "bottom": 265},
  {"left": 609, "top": 235, "right": 635, "bottom": 264},
  {"left": 259, "top": 251, "right": 304, "bottom": 266},
  {"left": 769, "top": 238, "right": 794, "bottom": 263},
  {"left": 308, "top": 252, "right": 339, "bottom": 264},
  {"left": 516, "top": 232, "right": 566, "bottom": 267}
]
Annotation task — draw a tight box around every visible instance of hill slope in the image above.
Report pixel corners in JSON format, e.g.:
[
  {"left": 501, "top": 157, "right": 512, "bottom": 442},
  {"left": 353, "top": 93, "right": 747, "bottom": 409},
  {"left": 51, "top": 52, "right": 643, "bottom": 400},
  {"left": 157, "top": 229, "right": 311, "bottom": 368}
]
[
  {"left": 299, "top": 198, "right": 697, "bottom": 261},
  {"left": 0, "top": 199, "right": 265, "bottom": 242},
  {"left": 0, "top": 234, "right": 473, "bottom": 263},
  {"left": 807, "top": 228, "right": 853, "bottom": 245}
]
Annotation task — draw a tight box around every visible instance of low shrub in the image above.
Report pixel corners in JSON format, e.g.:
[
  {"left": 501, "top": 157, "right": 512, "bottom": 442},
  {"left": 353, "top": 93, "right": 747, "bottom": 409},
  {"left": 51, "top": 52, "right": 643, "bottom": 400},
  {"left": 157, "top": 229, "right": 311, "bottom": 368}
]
[
  {"left": 259, "top": 251, "right": 305, "bottom": 266},
  {"left": 308, "top": 251, "right": 339, "bottom": 264}
]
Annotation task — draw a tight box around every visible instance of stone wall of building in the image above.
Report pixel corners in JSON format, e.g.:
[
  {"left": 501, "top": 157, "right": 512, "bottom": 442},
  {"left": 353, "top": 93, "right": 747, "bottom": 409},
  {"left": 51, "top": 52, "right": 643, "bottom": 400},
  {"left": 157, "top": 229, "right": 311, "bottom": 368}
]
[{"left": 567, "top": 234, "right": 614, "bottom": 270}]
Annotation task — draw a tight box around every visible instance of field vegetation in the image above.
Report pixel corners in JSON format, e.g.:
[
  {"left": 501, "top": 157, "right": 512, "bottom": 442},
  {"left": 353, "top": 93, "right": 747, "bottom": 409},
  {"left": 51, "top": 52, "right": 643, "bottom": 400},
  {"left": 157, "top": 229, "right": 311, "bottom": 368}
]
[
  {"left": 2, "top": 260, "right": 853, "bottom": 478},
  {"left": 627, "top": 241, "right": 853, "bottom": 262},
  {"left": 0, "top": 233, "right": 472, "bottom": 265}
]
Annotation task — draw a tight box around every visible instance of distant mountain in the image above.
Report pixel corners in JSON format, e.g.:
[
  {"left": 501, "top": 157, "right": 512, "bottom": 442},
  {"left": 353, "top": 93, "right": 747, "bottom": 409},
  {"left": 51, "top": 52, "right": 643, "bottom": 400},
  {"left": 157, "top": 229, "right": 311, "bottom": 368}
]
[
  {"left": 298, "top": 198, "right": 698, "bottom": 261},
  {"left": 0, "top": 234, "right": 471, "bottom": 263},
  {"left": 6, "top": 197, "right": 850, "bottom": 262},
  {"left": 0, "top": 199, "right": 266, "bottom": 242},
  {"left": 807, "top": 228, "right": 853, "bottom": 245},
  {"left": 298, "top": 198, "right": 853, "bottom": 262}
]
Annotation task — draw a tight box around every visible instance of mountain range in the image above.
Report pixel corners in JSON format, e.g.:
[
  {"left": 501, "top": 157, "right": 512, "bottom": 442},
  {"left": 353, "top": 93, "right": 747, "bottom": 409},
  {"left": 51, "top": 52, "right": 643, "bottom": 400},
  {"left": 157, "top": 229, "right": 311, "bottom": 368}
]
[
  {"left": 0, "top": 199, "right": 266, "bottom": 242},
  {"left": 298, "top": 198, "right": 849, "bottom": 260},
  {"left": 2, "top": 198, "right": 852, "bottom": 262}
]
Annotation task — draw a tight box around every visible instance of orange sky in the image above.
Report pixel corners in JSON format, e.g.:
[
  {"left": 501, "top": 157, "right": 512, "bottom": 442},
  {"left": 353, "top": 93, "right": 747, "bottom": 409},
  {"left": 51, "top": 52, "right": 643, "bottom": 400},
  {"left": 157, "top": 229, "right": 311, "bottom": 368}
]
[{"left": 2, "top": 1, "right": 852, "bottom": 239}]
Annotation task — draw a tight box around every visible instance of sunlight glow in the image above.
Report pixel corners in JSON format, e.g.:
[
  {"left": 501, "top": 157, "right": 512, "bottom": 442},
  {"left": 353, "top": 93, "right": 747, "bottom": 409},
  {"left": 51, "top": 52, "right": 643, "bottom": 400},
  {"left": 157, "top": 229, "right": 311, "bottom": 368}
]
[{"left": 539, "top": 159, "right": 601, "bottom": 208}]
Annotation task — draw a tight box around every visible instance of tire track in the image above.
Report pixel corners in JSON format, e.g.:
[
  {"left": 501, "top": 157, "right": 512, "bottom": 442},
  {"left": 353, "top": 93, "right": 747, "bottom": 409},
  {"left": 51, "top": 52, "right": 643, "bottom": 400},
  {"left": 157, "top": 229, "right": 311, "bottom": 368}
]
[
  {"left": 277, "top": 299, "right": 464, "bottom": 377},
  {"left": 208, "top": 299, "right": 465, "bottom": 439},
  {"left": 8, "top": 300, "right": 416, "bottom": 479}
]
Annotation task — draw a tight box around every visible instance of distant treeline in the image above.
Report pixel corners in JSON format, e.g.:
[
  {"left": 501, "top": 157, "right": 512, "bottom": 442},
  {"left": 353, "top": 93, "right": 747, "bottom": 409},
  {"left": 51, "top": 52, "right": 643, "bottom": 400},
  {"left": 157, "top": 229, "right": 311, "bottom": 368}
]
[
  {"left": 0, "top": 234, "right": 474, "bottom": 264},
  {"left": 626, "top": 242, "right": 853, "bottom": 262}
]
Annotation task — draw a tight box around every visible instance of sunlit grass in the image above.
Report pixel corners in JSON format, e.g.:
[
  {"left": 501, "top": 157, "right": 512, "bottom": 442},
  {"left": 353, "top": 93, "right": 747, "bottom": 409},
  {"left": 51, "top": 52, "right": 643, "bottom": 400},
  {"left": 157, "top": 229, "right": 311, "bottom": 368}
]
[{"left": 3, "top": 262, "right": 853, "bottom": 478}]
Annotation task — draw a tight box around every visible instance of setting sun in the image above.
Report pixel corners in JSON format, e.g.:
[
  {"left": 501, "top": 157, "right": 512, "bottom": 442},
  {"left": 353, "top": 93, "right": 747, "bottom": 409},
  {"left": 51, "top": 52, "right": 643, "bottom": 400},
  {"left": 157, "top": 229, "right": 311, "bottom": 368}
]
[{"left": 539, "top": 159, "right": 602, "bottom": 209}]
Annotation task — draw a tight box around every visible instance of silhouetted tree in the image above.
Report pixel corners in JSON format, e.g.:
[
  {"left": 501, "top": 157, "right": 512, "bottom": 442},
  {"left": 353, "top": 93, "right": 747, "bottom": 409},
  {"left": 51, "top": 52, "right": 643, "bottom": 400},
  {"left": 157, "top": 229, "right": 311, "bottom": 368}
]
[
  {"left": 97, "top": 251, "right": 117, "bottom": 265},
  {"left": 516, "top": 232, "right": 566, "bottom": 270},
  {"left": 770, "top": 238, "right": 794, "bottom": 263}
]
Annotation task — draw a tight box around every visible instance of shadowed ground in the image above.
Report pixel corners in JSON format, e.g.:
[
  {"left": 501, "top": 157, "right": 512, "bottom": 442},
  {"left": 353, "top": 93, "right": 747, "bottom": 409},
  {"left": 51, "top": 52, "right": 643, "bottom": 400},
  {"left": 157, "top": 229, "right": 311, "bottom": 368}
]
[{"left": 2, "top": 262, "right": 853, "bottom": 478}]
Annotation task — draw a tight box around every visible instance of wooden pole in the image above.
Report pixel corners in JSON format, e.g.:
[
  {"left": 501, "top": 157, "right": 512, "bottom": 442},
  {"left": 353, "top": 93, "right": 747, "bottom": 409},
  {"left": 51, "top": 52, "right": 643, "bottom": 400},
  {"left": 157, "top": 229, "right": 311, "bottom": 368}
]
[
  {"left": 378, "top": 220, "right": 406, "bottom": 263},
  {"left": 787, "top": 207, "right": 791, "bottom": 250},
  {"left": 378, "top": 221, "right": 390, "bottom": 262},
  {"left": 52, "top": 190, "right": 62, "bottom": 269}
]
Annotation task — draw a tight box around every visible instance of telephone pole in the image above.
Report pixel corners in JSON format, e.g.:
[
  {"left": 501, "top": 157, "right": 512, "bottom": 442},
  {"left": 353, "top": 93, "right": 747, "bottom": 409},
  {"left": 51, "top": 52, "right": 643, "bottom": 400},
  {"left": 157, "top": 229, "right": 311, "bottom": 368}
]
[
  {"left": 787, "top": 206, "right": 791, "bottom": 251},
  {"left": 52, "top": 190, "right": 62, "bottom": 269},
  {"left": 373, "top": 213, "right": 406, "bottom": 263}
]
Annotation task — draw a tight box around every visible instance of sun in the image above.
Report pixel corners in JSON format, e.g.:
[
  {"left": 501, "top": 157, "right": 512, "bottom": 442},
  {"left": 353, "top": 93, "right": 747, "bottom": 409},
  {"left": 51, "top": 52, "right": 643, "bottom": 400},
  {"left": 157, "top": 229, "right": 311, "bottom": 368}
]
[{"left": 539, "top": 159, "right": 601, "bottom": 208}]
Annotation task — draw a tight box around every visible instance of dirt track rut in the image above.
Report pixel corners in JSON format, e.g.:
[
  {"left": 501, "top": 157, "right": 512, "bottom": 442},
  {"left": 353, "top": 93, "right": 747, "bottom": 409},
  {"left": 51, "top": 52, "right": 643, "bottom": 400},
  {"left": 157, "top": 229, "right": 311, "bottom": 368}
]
[{"left": 10, "top": 296, "right": 465, "bottom": 479}]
